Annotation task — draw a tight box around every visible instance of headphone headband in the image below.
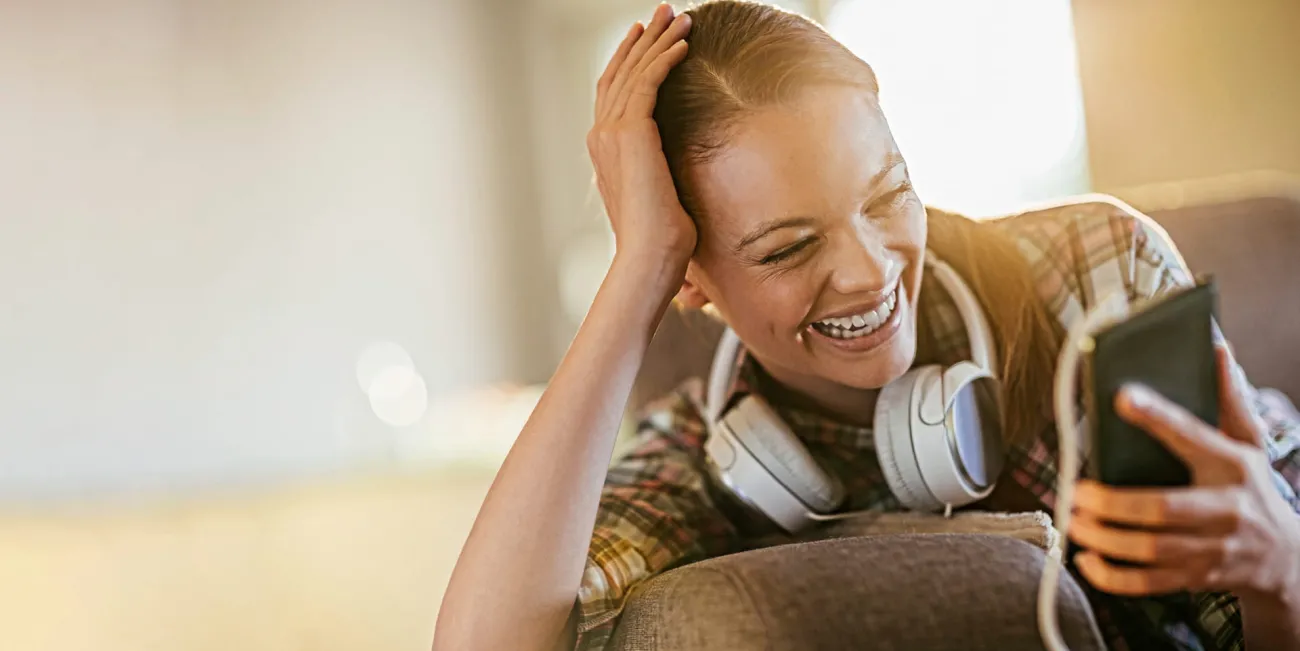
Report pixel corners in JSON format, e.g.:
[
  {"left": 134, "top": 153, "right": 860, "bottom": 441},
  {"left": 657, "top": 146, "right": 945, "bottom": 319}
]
[
  {"left": 706, "top": 328, "right": 744, "bottom": 425},
  {"left": 924, "top": 253, "right": 998, "bottom": 376}
]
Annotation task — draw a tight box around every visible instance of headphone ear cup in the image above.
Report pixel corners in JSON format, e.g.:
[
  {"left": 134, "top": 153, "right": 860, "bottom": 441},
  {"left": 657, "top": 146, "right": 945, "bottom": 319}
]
[
  {"left": 722, "top": 395, "right": 845, "bottom": 513},
  {"left": 874, "top": 367, "right": 942, "bottom": 511}
]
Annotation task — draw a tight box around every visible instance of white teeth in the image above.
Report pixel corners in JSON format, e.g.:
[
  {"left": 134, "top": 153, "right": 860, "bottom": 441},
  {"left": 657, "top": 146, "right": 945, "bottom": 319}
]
[{"left": 814, "top": 288, "right": 900, "bottom": 339}]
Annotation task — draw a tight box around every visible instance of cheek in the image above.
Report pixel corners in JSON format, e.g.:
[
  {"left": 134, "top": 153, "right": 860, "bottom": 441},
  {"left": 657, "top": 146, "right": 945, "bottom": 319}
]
[
  {"left": 702, "top": 266, "right": 818, "bottom": 345},
  {"left": 726, "top": 279, "right": 815, "bottom": 334},
  {"left": 897, "top": 206, "right": 928, "bottom": 290},
  {"left": 900, "top": 203, "right": 928, "bottom": 252}
]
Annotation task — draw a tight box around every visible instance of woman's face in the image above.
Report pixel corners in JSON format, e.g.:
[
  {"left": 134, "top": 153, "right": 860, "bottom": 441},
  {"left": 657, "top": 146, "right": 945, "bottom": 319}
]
[{"left": 684, "top": 85, "right": 927, "bottom": 396}]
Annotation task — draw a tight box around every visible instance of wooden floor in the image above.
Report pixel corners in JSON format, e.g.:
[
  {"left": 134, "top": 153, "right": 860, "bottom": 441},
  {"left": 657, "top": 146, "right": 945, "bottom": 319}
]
[{"left": 0, "top": 467, "right": 495, "bottom": 650}]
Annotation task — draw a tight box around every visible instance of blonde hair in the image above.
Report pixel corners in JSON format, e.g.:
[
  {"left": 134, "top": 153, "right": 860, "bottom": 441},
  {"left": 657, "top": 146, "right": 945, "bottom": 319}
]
[{"left": 656, "top": 0, "right": 1062, "bottom": 444}]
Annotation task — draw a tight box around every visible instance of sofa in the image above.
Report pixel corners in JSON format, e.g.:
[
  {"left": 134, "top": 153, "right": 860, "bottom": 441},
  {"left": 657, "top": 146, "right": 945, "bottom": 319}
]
[
  {"left": 614, "top": 183, "right": 1300, "bottom": 650},
  {"left": 610, "top": 534, "right": 1104, "bottom": 650}
]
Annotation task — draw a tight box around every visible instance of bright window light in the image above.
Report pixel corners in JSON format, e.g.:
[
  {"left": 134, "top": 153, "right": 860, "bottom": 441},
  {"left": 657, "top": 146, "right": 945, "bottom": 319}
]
[{"left": 827, "top": 0, "right": 1091, "bottom": 217}]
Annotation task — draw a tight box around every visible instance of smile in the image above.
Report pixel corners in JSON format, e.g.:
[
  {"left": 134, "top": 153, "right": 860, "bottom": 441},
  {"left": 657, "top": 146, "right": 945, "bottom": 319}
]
[{"left": 810, "top": 287, "right": 899, "bottom": 340}]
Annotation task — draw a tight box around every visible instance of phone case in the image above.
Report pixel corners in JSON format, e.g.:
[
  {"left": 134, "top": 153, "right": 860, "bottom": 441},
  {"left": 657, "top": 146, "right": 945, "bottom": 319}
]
[{"left": 1084, "top": 281, "right": 1219, "bottom": 487}]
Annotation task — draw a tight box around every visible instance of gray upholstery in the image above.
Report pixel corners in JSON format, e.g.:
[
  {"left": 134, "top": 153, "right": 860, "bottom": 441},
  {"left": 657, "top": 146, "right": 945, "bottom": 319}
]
[
  {"left": 611, "top": 534, "right": 1105, "bottom": 651},
  {"left": 1146, "top": 193, "right": 1300, "bottom": 401}
]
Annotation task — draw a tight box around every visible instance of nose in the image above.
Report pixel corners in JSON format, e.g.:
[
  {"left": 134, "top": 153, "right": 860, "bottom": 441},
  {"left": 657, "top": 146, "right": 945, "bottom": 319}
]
[{"left": 826, "top": 229, "right": 895, "bottom": 296}]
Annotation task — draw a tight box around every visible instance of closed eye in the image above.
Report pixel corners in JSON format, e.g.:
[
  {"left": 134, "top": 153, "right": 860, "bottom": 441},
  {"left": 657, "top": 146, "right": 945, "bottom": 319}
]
[
  {"left": 760, "top": 237, "right": 815, "bottom": 265},
  {"left": 870, "top": 181, "right": 915, "bottom": 215}
]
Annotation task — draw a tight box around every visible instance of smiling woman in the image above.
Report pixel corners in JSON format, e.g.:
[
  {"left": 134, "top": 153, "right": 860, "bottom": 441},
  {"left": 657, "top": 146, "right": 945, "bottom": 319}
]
[{"left": 434, "top": 3, "right": 1300, "bottom": 651}]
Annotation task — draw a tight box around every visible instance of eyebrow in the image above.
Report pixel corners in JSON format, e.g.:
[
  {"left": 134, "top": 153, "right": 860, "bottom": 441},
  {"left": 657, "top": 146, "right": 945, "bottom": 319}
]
[
  {"left": 732, "top": 154, "right": 907, "bottom": 254},
  {"left": 733, "top": 216, "right": 818, "bottom": 253}
]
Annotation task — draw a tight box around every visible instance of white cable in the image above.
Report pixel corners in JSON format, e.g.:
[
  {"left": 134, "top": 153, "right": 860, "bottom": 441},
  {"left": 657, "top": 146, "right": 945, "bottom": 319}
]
[{"left": 1038, "top": 293, "right": 1129, "bottom": 651}]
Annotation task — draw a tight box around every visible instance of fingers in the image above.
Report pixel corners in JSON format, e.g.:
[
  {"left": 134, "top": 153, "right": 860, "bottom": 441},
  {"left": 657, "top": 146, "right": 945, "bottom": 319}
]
[
  {"left": 1116, "top": 383, "right": 1238, "bottom": 464},
  {"left": 611, "top": 11, "right": 692, "bottom": 119},
  {"left": 1075, "top": 551, "right": 1213, "bottom": 596},
  {"left": 596, "top": 22, "right": 645, "bottom": 120},
  {"left": 1073, "top": 480, "right": 1242, "bottom": 530},
  {"left": 1069, "top": 511, "right": 1227, "bottom": 565},
  {"left": 603, "top": 3, "right": 677, "bottom": 121},
  {"left": 1216, "top": 344, "right": 1267, "bottom": 447},
  {"left": 623, "top": 40, "right": 689, "bottom": 118}
]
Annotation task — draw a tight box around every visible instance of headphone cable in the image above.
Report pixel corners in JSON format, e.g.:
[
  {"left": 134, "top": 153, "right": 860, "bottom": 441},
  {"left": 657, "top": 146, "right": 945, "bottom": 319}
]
[{"left": 1039, "top": 292, "right": 1129, "bottom": 651}]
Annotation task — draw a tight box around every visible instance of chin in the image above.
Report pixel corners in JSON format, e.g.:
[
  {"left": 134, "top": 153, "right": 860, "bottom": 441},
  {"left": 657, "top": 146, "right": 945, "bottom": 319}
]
[{"left": 822, "top": 330, "right": 917, "bottom": 390}]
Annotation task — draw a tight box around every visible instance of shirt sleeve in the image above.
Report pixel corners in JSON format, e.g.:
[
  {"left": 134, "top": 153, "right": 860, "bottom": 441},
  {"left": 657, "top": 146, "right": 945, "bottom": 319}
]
[{"left": 574, "top": 384, "right": 739, "bottom": 650}]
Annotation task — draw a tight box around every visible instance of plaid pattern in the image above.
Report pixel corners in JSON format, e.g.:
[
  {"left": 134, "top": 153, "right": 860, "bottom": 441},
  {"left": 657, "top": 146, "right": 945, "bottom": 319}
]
[{"left": 574, "top": 199, "right": 1300, "bottom": 650}]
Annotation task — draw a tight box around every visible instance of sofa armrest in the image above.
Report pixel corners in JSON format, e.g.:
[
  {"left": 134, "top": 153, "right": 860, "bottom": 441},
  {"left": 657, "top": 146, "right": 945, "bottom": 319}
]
[{"left": 611, "top": 534, "right": 1104, "bottom": 651}]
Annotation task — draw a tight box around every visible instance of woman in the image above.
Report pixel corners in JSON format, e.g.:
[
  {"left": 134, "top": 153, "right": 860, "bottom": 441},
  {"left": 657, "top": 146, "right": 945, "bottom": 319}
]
[{"left": 434, "top": 2, "right": 1300, "bottom": 650}]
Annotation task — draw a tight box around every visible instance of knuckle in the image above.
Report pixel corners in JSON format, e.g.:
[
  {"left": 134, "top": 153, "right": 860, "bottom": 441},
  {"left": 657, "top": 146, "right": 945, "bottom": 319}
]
[
  {"left": 1226, "top": 456, "right": 1250, "bottom": 482},
  {"left": 1148, "top": 494, "right": 1173, "bottom": 523},
  {"left": 1213, "top": 536, "right": 1236, "bottom": 565},
  {"left": 1228, "top": 489, "right": 1251, "bottom": 524},
  {"left": 636, "top": 74, "right": 658, "bottom": 92},
  {"left": 1133, "top": 572, "right": 1154, "bottom": 595},
  {"left": 1223, "top": 508, "right": 1245, "bottom": 533},
  {"left": 1138, "top": 533, "right": 1160, "bottom": 562},
  {"left": 1186, "top": 564, "right": 1213, "bottom": 590}
]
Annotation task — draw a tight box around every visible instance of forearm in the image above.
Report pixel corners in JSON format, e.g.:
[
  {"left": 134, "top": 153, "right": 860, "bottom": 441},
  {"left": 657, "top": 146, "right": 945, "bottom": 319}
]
[
  {"left": 1243, "top": 522, "right": 1300, "bottom": 651},
  {"left": 433, "top": 254, "right": 685, "bottom": 651},
  {"left": 1242, "top": 591, "right": 1300, "bottom": 650}
]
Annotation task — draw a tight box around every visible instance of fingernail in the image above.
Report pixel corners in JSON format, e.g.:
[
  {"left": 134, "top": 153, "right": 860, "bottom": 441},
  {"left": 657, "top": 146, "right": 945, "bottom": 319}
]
[
  {"left": 1233, "top": 362, "right": 1251, "bottom": 393},
  {"left": 1121, "top": 383, "right": 1153, "bottom": 410}
]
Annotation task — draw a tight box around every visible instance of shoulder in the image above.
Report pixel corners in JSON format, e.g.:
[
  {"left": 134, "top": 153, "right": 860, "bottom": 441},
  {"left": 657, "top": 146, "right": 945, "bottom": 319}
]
[{"left": 992, "top": 194, "right": 1195, "bottom": 327}]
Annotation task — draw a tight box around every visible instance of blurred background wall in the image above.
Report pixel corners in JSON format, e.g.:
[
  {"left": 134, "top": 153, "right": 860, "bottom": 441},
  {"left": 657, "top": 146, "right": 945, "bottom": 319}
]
[
  {"left": 0, "top": 0, "right": 552, "bottom": 498},
  {"left": 0, "top": 0, "right": 1296, "bottom": 648},
  {"left": 1073, "top": 0, "right": 1300, "bottom": 190}
]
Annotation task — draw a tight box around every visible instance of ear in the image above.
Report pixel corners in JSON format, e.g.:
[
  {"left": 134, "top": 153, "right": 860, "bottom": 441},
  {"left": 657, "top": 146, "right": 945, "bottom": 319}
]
[{"left": 674, "top": 263, "right": 712, "bottom": 310}]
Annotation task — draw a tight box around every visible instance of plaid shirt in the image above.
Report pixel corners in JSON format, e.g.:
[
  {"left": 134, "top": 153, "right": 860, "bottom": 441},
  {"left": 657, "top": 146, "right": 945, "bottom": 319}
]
[{"left": 575, "top": 199, "right": 1300, "bottom": 650}]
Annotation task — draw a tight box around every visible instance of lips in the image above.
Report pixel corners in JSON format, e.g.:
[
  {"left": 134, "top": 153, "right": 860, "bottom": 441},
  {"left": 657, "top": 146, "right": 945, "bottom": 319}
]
[
  {"left": 813, "top": 293, "right": 895, "bottom": 339},
  {"left": 803, "top": 283, "right": 906, "bottom": 355},
  {"left": 810, "top": 286, "right": 899, "bottom": 340}
]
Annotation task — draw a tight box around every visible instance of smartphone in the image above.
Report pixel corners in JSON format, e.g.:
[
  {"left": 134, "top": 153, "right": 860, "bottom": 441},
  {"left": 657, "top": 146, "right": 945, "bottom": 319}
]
[{"left": 1084, "top": 280, "right": 1219, "bottom": 487}]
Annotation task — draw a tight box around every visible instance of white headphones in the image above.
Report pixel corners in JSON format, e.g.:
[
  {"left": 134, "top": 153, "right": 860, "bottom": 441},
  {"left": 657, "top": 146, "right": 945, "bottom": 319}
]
[{"left": 703, "top": 254, "right": 1005, "bottom": 533}]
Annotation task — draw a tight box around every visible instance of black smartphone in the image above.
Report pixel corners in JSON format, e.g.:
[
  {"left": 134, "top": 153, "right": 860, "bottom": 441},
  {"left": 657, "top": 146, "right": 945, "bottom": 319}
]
[{"left": 1084, "top": 280, "right": 1219, "bottom": 487}]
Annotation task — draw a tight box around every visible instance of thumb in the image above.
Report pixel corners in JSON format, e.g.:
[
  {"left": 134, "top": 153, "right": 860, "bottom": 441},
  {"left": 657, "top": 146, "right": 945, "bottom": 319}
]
[{"left": 1216, "top": 344, "right": 1266, "bottom": 447}]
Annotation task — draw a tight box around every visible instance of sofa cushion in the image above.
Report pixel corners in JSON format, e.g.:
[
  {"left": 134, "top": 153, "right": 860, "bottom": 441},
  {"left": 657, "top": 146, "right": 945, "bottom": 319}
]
[
  {"left": 610, "top": 534, "right": 1104, "bottom": 651},
  {"left": 1146, "top": 193, "right": 1300, "bottom": 402}
]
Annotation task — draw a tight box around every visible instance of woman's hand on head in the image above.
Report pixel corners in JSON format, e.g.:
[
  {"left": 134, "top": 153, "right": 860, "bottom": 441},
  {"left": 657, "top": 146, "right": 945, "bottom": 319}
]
[
  {"left": 1068, "top": 345, "right": 1300, "bottom": 605},
  {"left": 588, "top": 3, "right": 696, "bottom": 279}
]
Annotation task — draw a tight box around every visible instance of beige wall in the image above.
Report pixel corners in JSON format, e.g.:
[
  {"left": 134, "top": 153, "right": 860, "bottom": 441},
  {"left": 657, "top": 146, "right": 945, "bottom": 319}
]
[
  {"left": 0, "top": 0, "right": 540, "bottom": 497},
  {"left": 1072, "top": 0, "right": 1300, "bottom": 191}
]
